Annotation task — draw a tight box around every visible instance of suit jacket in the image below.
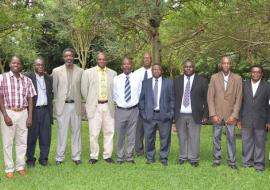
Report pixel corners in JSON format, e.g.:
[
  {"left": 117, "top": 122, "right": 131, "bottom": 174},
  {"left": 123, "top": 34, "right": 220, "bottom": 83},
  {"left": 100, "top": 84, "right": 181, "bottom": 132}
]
[
  {"left": 240, "top": 79, "right": 270, "bottom": 129},
  {"left": 207, "top": 71, "right": 242, "bottom": 120},
  {"left": 28, "top": 72, "right": 53, "bottom": 123},
  {"left": 81, "top": 66, "right": 117, "bottom": 118},
  {"left": 52, "top": 64, "right": 83, "bottom": 116},
  {"left": 139, "top": 77, "right": 175, "bottom": 122},
  {"left": 174, "top": 74, "right": 208, "bottom": 123}
]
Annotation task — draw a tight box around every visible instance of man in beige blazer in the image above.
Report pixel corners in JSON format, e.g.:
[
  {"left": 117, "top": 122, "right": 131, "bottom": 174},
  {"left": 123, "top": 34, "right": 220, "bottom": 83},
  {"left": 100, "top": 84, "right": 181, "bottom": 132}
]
[
  {"left": 52, "top": 48, "right": 83, "bottom": 165},
  {"left": 207, "top": 56, "right": 242, "bottom": 170},
  {"left": 81, "top": 52, "right": 117, "bottom": 164}
]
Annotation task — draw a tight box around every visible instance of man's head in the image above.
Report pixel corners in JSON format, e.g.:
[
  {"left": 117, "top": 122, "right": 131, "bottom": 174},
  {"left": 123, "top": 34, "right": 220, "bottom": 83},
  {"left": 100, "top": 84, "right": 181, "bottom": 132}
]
[
  {"left": 152, "top": 64, "right": 162, "bottom": 79},
  {"left": 142, "top": 52, "right": 152, "bottom": 69},
  {"left": 183, "top": 59, "right": 195, "bottom": 77},
  {"left": 96, "top": 52, "right": 107, "bottom": 69},
  {"left": 63, "top": 48, "right": 75, "bottom": 65},
  {"left": 121, "top": 56, "right": 133, "bottom": 75},
  {"left": 33, "top": 57, "right": 45, "bottom": 75},
  {"left": 9, "top": 56, "right": 23, "bottom": 74},
  {"left": 220, "top": 56, "right": 231, "bottom": 75},
  {"left": 250, "top": 64, "right": 263, "bottom": 82}
]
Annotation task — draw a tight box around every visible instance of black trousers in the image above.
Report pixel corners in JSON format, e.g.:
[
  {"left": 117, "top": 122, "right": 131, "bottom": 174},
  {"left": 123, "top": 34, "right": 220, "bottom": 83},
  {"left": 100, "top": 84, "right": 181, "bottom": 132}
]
[{"left": 26, "top": 106, "right": 51, "bottom": 164}]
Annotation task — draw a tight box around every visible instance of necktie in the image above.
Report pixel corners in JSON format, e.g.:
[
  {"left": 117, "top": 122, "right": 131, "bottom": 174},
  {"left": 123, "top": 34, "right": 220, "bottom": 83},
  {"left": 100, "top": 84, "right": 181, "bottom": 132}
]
[
  {"left": 153, "top": 79, "right": 158, "bottom": 109},
  {"left": 143, "top": 70, "right": 148, "bottom": 81},
  {"left": 183, "top": 76, "right": 190, "bottom": 107},
  {"left": 125, "top": 75, "right": 131, "bottom": 102}
]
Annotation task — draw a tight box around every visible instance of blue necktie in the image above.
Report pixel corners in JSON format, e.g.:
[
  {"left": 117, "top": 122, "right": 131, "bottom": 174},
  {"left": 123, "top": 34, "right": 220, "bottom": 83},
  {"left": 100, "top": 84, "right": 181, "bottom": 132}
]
[
  {"left": 183, "top": 76, "right": 190, "bottom": 107},
  {"left": 143, "top": 70, "right": 148, "bottom": 81},
  {"left": 153, "top": 79, "right": 158, "bottom": 109},
  {"left": 125, "top": 76, "right": 131, "bottom": 102}
]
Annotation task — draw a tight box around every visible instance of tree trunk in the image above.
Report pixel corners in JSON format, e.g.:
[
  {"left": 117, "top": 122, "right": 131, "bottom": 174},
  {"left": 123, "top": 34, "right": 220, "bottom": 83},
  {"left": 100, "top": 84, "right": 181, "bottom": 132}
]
[{"left": 151, "top": 27, "right": 161, "bottom": 65}]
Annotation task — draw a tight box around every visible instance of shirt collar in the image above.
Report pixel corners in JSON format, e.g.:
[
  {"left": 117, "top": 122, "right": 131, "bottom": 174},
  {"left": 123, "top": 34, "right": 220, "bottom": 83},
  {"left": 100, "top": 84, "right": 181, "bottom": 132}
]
[
  {"left": 251, "top": 79, "right": 261, "bottom": 85},
  {"left": 9, "top": 71, "right": 23, "bottom": 79},
  {"left": 97, "top": 66, "right": 107, "bottom": 72}
]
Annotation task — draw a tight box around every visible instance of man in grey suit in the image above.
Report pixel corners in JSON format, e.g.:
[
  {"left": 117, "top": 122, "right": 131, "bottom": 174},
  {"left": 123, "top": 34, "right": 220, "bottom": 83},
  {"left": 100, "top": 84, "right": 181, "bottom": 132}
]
[
  {"left": 238, "top": 64, "right": 270, "bottom": 172},
  {"left": 81, "top": 52, "right": 117, "bottom": 164},
  {"left": 52, "top": 48, "right": 83, "bottom": 165},
  {"left": 174, "top": 59, "right": 208, "bottom": 167},
  {"left": 113, "top": 57, "right": 141, "bottom": 164},
  {"left": 207, "top": 56, "right": 242, "bottom": 170},
  {"left": 139, "top": 64, "right": 174, "bottom": 166}
]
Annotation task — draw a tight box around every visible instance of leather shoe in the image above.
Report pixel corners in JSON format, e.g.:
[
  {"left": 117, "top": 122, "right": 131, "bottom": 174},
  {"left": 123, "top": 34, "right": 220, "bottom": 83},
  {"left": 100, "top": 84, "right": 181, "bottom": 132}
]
[
  {"left": 190, "top": 162, "right": 199, "bottom": 167},
  {"left": 146, "top": 160, "right": 155, "bottom": 164},
  {"left": 161, "top": 161, "right": 168, "bottom": 166},
  {"left": 27, "top": 162, "right": 35, "bottom": 167},
  {"left": 178, "top": 159, "right": 185, "bottom": 165},
  {"left": 229, "top": 165, "right": 238, "bottom": 170},
  {"left": 116, "top": 160, "right": 124, "bottom": 165},
  {"left": 17, "top": 169, "right": 27, "bottom": 176},
  {"left": 56, "top": 161, "right": 63, "bottom": 165},
  {"left": 5, "top": 172, "right": 14, "bottom": 179},
  {"left": 212, "top": 163, "right": 220, "bottom": 167},
  {"left": 127, "top": 160, "right": 135, "bottom": 164},
  {"left": 89, "top": 159, "right": 98, "bottom": 165},
  {"left": 104, "top": 158, "right": 114, "bottom": 164},
  {"left": 73, "top": 160, "right": 81, "bottom": 165},
  {"left": 39, "top": 161, "right": 48, "bottom": 166},
  {"left": 256, "top": 168, "right": 265, "bottom": 172}
]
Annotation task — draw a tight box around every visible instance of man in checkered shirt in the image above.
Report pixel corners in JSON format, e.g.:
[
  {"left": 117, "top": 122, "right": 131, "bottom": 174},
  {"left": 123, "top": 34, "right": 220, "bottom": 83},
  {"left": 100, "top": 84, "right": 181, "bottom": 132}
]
[{"left": 0, "top": 56, "right": 36, "bottom": 179}]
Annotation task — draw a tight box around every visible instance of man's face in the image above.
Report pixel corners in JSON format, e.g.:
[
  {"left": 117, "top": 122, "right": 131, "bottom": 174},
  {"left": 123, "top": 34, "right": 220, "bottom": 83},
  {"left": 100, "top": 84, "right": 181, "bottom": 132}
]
[
  {"left": 63, "top": 51, "right": 74, "bottom": 65},
  {"left": 9, "top": 57, "right": 22, "bottom": 74},
  {"left": 152, "top": 64, "right": 162, "bottom": 78},
  {"left": 33, "top": 59, "right": 45, "bottom": 75},
  {"left": 251, "top": 67, "right": 263, "bottom": 82},
  {"left": 97, "top": 53, "right": 107, "bottom": 68},
  {"left": 221, "top": 57, "right": 231, "bottom": 74},
  {"left": 183, "top": 61, "right": 195, "bottom": 76},
  {"left": 143, "top": 53, "right": 152, "bottom": 68},
  {"left": 121, "top": 58, "right": 132, "bottom": 75}
]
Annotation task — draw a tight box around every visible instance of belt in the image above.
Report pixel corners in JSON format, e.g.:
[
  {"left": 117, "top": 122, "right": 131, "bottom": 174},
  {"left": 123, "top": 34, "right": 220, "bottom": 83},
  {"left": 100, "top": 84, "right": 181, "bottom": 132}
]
[
  {"left": 154, "top": 110, "right": 160, "bottom": 113},
  {"left": 98, "top": 100, "right": 108, "bottom": 104},
  {"left": 65, "top": 100, "right": 74, "bottom": 103},
  {"left": 117, "top": 104, "right": 138, "bottom": 111},
  {"left": 6, "top": 107, "right": 25, "bottom": 112},
  {"left": 36, "top": 105, "right": 47, "bottom": 109}
]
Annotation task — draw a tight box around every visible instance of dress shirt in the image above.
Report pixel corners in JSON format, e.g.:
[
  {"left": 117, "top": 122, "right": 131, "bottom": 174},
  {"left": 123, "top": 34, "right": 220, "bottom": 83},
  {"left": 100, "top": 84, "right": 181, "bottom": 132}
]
[
  {"left": 180, "top": 74, "right": 195, "bottom": 113},
  {"left": 65, "top": 67, "right": 74, "bottom": 101},
  {"left": 0, "top": 71, "right": 36, "bottom": 108},
  {"left": 97, "top": 66, "right": 108, "bottom": 101},
  {"left": 35, "top": 73, "right": 48, "bottom": 106},
  {"left": 223, "top": 72, "right": 230, "bottom": 90},
  {"left": 113, "top": 72, "right": 141, "bottom": 108},
  {"left": 134, "top": 66, "right": 152, "bottom": 94},
  {"left": 152, "top": 77, "right": 162, "bottom": 110},
  {"left": 251, "top": 79, "right": 261, "bottom": 97}
]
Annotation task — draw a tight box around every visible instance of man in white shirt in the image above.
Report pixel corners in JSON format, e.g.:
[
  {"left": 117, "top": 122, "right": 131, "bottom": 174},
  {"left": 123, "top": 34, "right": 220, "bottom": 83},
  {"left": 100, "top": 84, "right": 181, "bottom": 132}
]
[
  {"left": 133, "top": 52, "right": 152, "bottom": 156},
  {"left": 113, "top": 57, "right": 141, "bottom": 164},
  {"left": 238, "top": 65, "right": 270, "bottom": 172}
]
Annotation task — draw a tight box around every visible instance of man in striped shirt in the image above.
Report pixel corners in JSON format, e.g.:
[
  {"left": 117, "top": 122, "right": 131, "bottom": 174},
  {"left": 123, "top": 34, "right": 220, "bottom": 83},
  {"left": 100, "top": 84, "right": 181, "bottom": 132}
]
[{"left": 0, "top": 56, "right": 36, "bottom": 179}]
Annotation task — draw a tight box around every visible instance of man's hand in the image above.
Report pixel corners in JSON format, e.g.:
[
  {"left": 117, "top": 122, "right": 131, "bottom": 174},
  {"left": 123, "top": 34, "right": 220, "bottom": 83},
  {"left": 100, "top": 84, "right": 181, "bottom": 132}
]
[
  {"left": 26, "top": 116, "right": 32, "bottom": 128},
  {"left": 237, "top": 121, "right": 241, "bottom": 129},
  {"left": 201, "top": 117, "right": 208, "bottom": 125},
  {"left": 4, "top": 114, "right": 13, "bottom": 126},
  {"left": 211, "top": 115, "right": 220, "bottom": 125},
  {"left": 226, "top": 116, "right": 237, "bottom": 125},
  {"left": 266, "top": 123, "right": 270, "bottom": 132}
]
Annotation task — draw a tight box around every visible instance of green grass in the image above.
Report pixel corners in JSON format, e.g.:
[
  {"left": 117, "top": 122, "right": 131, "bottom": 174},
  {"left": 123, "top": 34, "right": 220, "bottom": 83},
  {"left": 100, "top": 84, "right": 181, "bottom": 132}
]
[{"left": 0, "top": 121, "right": 270, "bottom": 190}]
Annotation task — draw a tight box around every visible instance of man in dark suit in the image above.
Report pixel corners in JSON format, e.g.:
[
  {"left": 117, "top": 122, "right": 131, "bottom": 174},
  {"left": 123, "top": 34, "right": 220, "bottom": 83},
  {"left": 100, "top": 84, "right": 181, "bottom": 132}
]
[
  {"left": 174, "top": 59, "right": 208, "bottom": 167},
  {"left": 238, "top": 64, "right": 270, "bottom": 172},
  {"left": 26, "top": 57, "right": 53, "bottom": 166},
  {"left": 139, "top": 64, "right": 174, "bottom": 166}
]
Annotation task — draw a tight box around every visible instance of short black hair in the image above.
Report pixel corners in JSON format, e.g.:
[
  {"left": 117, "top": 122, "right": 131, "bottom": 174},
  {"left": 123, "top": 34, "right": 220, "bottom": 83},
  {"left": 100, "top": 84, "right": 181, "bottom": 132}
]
[
  {"left": 34, "top": 56, "right": 45, "bottom": 64},
  {"left": 10, "top": 55, "right": 23, "bottom": 65},
  {"left": 63, "top": 48, "right": 75, "bottom": 56},
  {"left": 250, "top": 64, "right": 264, "bottom": 73}
]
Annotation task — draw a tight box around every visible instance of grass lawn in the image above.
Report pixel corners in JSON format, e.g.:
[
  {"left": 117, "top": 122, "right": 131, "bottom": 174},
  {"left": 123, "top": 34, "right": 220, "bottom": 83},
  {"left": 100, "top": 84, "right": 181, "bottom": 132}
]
[{"left": 0, "top": 121, "right": 270, "bottom": 190}]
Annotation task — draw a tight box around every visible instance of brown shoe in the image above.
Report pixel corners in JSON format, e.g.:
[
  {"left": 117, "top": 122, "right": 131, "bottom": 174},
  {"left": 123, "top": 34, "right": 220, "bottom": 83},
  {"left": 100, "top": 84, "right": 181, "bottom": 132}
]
[
  {"left": 17, "top": 169, "right": 27, "bottom": 176},
  {"left": 5, "top": 172, "right": 14, "bottom": 179}
]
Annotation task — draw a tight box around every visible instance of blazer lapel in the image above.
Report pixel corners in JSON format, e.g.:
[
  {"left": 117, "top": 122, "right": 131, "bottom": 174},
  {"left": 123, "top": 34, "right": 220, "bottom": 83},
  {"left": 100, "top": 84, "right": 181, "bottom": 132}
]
[
  {"left": 253, "top": 80, "right": 263, "bottom": 99},
  {"left": 159, "top": 78, "right": 165, "bottom": 105},
  {"left": 246, "top": 79, "right": 253, "bottom": 98},
  {"left": 218, "top": 72, "right": 225, "bottom": 92},
  {"left": 226, "top": 72, "right": 234, "bottom": 91},
  {"left": 191, "top": 74, "right": 197, "bottom": 92},
  {"left": 31, "top": 73, "right": 38, "bottom": 92}
]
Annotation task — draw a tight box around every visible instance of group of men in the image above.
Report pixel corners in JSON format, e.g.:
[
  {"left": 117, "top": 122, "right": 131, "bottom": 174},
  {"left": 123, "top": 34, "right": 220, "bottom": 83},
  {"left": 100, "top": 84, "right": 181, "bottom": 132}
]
[{"left": 0, "top": 48, "right": 269, "bottom": 179}]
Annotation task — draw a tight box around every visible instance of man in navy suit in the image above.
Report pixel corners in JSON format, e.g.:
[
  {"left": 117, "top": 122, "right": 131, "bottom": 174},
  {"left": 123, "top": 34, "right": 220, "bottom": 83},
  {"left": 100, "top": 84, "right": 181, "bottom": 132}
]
[
  {"left": 139, "top": 64, "right": 175, "bottom": 166},
  {"left": 238, "top": 64, "right": 270, "bottom": 172}
]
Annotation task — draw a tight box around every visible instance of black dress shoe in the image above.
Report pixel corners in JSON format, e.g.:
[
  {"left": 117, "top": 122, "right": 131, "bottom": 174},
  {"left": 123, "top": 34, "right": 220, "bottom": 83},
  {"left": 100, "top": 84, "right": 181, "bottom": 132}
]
[
  {"left": 146, "top": 160, "right": 155, "bottom": 164},
  {"left": 39, "top": 161, "right": 48, "bottom": 166},
  {"left": 116, "top": 160, "right": 124, "bottom": 165},
  {"left": 104, "top": 158, "right": 114, "bottom": 164},
  {"left": 136, "top": 152, "right": 144, "bottom": 156},
  {"left": 73, "top": 160, "right": 81, "bottom": 165},
  {"left": 88, "top": 159, "right": 98, "bottom": 164},
  {"left": 27, "top": 162, "right": 35, "bottom": 167},
  {"left": 56, "top": 161, "right": 63, "bottom": 165},
  {"left": 255, "top": 168, "right": 265, "bottom": 172},
  {"left": 229, "top": 165, "right": 238, "bottom": 170},
  {"left": 190, "top": 162, "right": 199, "bottom": 167},
  {"left": 126, "top": 160, "right": 135, "bottom": 164},
  {"left": 178, "top": 159, "right": 185, "bottom": 165},
  {"left": 161, "top": 161, "right": 168, "bottom": 166},
  {"left": 212, "top": 163, "right": 220, "bottom": 167}
]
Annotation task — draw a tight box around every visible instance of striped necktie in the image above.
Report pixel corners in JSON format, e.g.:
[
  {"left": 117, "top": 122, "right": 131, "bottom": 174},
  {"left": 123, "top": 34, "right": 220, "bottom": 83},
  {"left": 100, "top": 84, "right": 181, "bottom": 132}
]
[
  {"left": 125, "top": 75, "right": 131, "bottom": 102},
  {"left": 183, "top": 76, "right": 190, "bottom": 107}
]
